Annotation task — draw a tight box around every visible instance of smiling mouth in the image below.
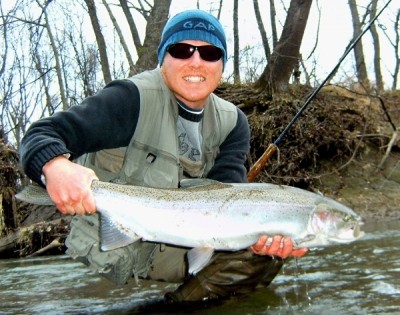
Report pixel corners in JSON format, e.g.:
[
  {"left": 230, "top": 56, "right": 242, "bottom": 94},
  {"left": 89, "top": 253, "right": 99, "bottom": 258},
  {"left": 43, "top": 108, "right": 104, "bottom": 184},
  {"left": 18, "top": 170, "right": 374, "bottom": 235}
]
[{"left": 184, "top": 76, "right": 205, "bottom": 82}]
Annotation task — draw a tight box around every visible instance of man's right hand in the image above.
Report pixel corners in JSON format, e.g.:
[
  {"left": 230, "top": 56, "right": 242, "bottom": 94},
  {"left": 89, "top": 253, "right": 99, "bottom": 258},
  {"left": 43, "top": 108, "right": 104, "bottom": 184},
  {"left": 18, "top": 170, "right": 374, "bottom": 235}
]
[{"left": 42, "top": 155, "right": 99, "bottom": 215}]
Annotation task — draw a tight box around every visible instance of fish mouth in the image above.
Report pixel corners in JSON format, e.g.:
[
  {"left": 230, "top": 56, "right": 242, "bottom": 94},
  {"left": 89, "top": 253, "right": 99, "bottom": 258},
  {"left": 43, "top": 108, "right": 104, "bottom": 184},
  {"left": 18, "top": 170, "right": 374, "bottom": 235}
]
[
  {"left": 331, "top": 223, "right": 365, "bottom": 243},
  {"left": 353, "top": 222, "right": 363, "bottom": 238}
]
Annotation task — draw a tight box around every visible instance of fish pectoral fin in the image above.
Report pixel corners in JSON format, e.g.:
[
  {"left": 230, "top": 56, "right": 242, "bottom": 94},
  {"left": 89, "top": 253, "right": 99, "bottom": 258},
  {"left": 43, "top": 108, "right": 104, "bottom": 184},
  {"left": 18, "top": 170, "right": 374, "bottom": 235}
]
[
  {"left": 99, "top": 213, "right": 141, "bottom": 251},
  {"left": 187, "top": 246, "right": 215, "bottom": 275}
]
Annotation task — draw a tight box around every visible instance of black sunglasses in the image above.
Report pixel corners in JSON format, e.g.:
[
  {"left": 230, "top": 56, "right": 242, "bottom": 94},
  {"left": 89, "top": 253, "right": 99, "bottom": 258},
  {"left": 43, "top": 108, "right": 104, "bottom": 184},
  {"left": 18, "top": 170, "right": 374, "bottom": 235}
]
[{"left": 167, "top": 43, "right": 223, "bottom": 62}]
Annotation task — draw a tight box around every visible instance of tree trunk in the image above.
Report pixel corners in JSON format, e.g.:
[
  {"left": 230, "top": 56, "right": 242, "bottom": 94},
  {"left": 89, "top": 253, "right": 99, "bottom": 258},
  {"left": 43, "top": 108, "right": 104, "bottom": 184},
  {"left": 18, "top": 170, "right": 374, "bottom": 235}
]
[
  {"left": 135, "top": 0, "right": 171, "bottom": 72},
  {"left": 36, "top": 0, "right": 69, "bottom": 110},
  {"left": 393, "top": 9, "right": 400, "bottom": 91},
  {"left": 253, "top": 0, "right": 271, "bottom": 60},
  {"left": 0, "top": 7, "right": 8, "bottom": 78},
  {"left": 254, "top": 0, "right": 312, "bottom": 95},
  {"left": 233, "top": 0, "right": 240, "bottom": 83},
  {"left": 102, "top": 0, "right": 135, "bottom": 76},
  {"left": 269, "top": 0, "right": 278, "bottom": 48},
  {"left": 84, "top": 0, "right": 112, "bottom": 84},
  {"left": 348, "top": 0, "right": 369, "bottom": 88},
  {"left": 217, "top": 0, "right": 223, "bottom": 19},
  {"left": 369, "top": 0, "right": 383, "bottom": 93},
  {"left": 119, "top": 0, "right": 143, "bottom": 60}
]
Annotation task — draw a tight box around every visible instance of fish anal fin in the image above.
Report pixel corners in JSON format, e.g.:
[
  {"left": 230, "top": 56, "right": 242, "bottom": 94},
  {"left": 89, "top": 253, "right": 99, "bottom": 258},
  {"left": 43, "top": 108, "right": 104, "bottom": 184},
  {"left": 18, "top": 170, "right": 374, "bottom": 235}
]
[
  {"left": 99, "top": 213, "right": 141, "bottom": 251},
  {"left": 187, "top": 246, "right": 215, "bottom": 275}
]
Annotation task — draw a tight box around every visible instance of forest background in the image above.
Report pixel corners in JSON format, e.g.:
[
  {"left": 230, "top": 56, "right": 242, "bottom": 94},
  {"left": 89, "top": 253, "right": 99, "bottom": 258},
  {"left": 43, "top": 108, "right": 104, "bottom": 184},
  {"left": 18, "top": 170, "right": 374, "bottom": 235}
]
[{"left": 0, "top": 0, "right": 399, "bottom": 257}]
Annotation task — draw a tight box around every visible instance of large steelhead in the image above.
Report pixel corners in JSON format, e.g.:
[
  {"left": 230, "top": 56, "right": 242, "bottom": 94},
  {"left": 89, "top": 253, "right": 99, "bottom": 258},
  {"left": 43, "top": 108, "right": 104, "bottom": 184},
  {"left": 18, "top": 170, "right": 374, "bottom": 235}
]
[{"left": 16, "top": 180, "right": 364, "bottom": 273}]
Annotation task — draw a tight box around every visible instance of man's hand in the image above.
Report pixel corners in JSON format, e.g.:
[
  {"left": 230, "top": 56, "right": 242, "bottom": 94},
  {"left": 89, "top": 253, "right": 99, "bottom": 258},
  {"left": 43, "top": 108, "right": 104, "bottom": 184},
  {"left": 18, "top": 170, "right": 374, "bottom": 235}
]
[
  {"left": 250, "top": 235, "right": 308, "bottom": 259},
  {"left": 42, "top": 155, "right": 99, "bottom": 215}
]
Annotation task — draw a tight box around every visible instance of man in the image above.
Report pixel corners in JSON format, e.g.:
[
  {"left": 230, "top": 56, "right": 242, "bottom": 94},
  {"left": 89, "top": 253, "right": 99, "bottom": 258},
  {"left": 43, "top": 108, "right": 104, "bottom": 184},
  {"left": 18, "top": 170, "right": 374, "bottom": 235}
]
[{"left": 20, "top": 9, "right": 307, "bottom": 302}]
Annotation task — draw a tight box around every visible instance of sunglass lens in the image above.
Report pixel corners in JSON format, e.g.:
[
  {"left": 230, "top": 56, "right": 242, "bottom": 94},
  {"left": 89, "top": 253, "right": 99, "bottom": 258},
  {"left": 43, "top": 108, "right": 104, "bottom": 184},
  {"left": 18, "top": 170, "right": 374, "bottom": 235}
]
[
  {"left": 167, "top": 43, "right": 194, "bottom": 59},
  {"left": 167, "top": 43, "right": 223, "bottom": 62},
  {"left": 198, "top": 46, "right": 223, "bottom": 62}
]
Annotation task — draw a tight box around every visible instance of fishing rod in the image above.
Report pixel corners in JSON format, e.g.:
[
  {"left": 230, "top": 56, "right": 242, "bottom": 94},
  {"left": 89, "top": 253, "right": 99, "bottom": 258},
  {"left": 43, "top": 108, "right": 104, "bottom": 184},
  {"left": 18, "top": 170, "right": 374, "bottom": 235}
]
[{"left": 247, "top": 0, "right": 393, "bottom": 182}]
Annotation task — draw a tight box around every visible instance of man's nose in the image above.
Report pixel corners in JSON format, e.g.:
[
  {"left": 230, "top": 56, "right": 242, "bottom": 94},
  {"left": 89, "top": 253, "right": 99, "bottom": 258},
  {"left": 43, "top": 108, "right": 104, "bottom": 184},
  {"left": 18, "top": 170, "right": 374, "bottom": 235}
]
[{"left": 188, "top": 50, "right": 203, "bottom": 64}]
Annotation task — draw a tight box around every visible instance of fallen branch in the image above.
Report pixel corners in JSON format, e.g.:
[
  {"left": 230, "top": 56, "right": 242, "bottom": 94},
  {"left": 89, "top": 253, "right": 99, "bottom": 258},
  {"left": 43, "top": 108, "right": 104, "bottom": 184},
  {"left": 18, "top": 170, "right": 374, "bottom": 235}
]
[
  {"left": 377, "top": 127, "right": 400, "bottom": 170},
  {"left": 28, "top": 237, "right": 63, "bottom": 257},
  {"left": 0, "top": 218, "right": 69, "bottom": 257}
]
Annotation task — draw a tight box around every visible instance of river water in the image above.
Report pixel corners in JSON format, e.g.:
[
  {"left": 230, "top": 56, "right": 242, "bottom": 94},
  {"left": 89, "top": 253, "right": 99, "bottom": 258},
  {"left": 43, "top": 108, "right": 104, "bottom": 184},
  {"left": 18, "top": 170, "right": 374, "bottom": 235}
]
[{"left": 1, "top": 221, "right": 399, "bottom": 315}]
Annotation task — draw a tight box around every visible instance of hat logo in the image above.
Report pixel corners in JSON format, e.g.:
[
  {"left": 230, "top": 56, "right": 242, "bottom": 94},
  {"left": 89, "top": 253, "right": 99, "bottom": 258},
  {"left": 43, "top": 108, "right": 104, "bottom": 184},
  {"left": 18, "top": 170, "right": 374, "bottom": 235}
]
[{"left": 183, "top": 21, "right": 216, "bottom": 32}]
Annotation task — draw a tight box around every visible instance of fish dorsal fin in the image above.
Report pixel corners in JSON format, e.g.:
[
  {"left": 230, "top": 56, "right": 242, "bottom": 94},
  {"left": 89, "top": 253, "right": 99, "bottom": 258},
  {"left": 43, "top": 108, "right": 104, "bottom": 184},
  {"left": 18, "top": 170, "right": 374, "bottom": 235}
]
[
  {"left": 187, "top": 246, "right": 215, "bottom": 275},
  {"left": 179, "top": 178, "right": 221, "bottom": 189},
  {"left": 99, "top": 212, "right": 141, "bottom": 251}
]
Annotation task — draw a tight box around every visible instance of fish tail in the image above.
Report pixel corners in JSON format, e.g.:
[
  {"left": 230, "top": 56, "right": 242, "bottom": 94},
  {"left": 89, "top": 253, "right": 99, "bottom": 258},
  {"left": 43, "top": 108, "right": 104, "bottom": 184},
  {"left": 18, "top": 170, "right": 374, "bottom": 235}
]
[{"left": 15, "top": 184, "right": 54, "bottom": 206}]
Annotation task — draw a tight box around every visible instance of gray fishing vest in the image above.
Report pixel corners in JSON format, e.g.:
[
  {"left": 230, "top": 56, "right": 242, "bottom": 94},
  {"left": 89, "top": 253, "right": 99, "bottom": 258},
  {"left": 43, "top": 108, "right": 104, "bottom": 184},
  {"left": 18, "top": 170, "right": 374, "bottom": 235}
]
[{"left": 77, "top": 69, "right": 237, "bottom": 188}]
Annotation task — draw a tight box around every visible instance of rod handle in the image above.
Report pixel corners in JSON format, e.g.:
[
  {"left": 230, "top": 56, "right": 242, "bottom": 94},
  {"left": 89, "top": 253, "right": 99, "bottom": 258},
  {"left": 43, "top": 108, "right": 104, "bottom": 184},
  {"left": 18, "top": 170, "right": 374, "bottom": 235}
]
[{"left": 247, "top": 143, "right": 278, "bottom": 182}]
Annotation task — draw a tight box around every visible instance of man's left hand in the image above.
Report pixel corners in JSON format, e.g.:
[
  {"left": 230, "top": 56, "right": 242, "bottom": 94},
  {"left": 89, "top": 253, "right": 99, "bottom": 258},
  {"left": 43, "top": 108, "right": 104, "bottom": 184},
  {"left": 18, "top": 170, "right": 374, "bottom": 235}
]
[{"left": 250, "top": 235, "right": 308, "bottom": 259}]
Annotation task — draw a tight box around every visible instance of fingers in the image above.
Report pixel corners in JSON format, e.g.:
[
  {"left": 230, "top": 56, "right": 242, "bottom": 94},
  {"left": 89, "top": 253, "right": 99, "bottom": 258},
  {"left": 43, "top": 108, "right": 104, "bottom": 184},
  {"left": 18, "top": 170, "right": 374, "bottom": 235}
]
[
  {"left": 54, "top": 186, "right": 96, "bottom": 216},
  {"left": 43, "top": 158, "right": 99, "bottom": 216},
  {"left": 81, "top": 186, "right": 97, "bottom": 214},
  {"left": 268, "top": 235, "right": 285, "bottom": 256},
  {"left": 291, "top": 247, "right": 309, "bottom": 257},
  {"left": 250, "top": 235, "right": 269, "bottom": 253},
  {"left": 250, "top": 235, "right": 308, "bottom": 259}
]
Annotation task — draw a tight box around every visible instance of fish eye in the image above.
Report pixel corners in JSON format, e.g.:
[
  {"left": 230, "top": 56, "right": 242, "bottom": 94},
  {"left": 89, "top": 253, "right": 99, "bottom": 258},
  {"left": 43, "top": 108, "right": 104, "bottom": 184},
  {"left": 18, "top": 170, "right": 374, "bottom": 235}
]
[{"left": 343, "top": 214, "right": 351, "bottom": 222}]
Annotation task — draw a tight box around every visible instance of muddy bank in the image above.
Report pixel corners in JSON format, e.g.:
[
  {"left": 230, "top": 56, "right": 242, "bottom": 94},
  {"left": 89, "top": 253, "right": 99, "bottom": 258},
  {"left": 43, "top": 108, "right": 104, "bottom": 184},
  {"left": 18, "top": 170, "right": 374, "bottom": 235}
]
[{"left": 315, "top": 147, "right": 400, "bottom": 221}]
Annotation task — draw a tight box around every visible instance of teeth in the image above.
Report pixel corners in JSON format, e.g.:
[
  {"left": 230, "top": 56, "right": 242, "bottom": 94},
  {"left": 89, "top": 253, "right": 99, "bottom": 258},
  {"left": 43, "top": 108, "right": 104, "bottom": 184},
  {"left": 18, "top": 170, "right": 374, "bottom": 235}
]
[{"left": 184, "top": 76, "right": 205, "bottom": 82}]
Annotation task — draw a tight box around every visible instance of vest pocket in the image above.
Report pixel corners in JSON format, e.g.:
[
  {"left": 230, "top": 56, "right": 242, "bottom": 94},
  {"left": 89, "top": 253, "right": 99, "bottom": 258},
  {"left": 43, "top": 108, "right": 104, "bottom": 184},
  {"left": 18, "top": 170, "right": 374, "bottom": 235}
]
[
  {"left": 77, "top": 148, "right": 128, "bottom": 183},
  {"left": 94, "top": 148, "right": 127, "bottom": 173},
  {"left": 123, "top": 141, "right": 179, "bottom": 188}
]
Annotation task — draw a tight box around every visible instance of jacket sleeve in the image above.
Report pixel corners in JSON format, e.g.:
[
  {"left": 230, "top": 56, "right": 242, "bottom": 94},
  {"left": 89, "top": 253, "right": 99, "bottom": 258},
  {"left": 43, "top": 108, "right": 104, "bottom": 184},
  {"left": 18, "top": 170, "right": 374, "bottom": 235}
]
[
  {"left": 206, "top": 108, "right": 250, "bottom": 183},
  {"left": 20, "top": 79, "right": 140, "bottom": 184}
]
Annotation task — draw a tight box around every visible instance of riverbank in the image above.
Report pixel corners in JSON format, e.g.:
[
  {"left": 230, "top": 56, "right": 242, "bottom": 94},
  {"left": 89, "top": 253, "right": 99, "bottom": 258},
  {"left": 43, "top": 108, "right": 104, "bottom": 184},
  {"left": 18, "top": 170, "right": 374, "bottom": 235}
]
[{"left": 314, "top": 147, "right": 400, "bottom": 222}]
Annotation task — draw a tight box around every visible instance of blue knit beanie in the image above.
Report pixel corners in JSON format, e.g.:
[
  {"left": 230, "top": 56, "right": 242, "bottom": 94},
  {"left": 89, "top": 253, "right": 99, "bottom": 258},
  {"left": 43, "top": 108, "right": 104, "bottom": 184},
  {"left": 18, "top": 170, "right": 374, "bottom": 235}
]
[{"left": 157, "top": 9, "right": 227, "bottom": 68}]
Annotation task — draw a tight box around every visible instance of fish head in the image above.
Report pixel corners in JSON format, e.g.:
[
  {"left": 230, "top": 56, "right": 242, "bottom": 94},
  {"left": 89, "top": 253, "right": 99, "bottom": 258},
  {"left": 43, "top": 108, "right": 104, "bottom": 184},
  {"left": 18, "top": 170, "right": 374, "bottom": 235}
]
[{"left": 308, "top": 201, "right": 365, "bottom": 246}]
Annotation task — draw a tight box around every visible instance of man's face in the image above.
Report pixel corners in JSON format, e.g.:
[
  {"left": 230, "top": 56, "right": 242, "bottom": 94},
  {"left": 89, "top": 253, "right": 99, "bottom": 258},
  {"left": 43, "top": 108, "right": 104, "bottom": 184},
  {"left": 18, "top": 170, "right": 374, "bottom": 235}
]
[{"left": 161, "top": 40, "right": 223, "bottom": 110}]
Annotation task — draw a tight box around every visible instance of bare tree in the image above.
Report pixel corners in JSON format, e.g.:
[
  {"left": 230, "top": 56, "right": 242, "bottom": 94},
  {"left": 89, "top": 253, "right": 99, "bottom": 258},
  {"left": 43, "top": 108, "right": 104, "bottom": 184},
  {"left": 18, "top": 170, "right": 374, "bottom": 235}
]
[
  {"left": 253, "top": 0, "right": 271, "bottom": 60},
  {"left": 233, "top": 0, "right": 240, "bottom": 83},
  {"left": 269, "top": 0, "right": 278, "bottom": 48},
  {"left": 84, "top": 0, "right": 112, "bottom": 84},
  {"left": 117, "top": 0, "right": 171, "bottom": 72},
  {"left": 392, "top": 9, "right": 400, "bottom": 90},
  {"left": 135, "top": 0, "right": 172, "bottom": 71},
  {"left": 67, "top": 31, "right": 99, "bottom": 98},
  {"left": 36, "top": 0, "right": 69, "bottom": 110},
  {"left": 348, "top": 0, "right": 370, "bottom": 88},
  {"left": 369, "top": 0, "right": 384, "bottom": 92},
  {"left": 32, "top": 44, "right": 54, "bottom": 115},
  {"left": 216, "top": 0, "right": 223, "bottom": 19},
  {"left": 119, "top": 0, "right": 143, "bottom": 58},
  {"left": 0, "top": 5, "right": 9, "bottom": 78},
  {"left": 254, "top": 0, "right": 312, "bottom": 94},
  {"left": 102, "top": 0, "right": 135, "bottom": 76}
]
